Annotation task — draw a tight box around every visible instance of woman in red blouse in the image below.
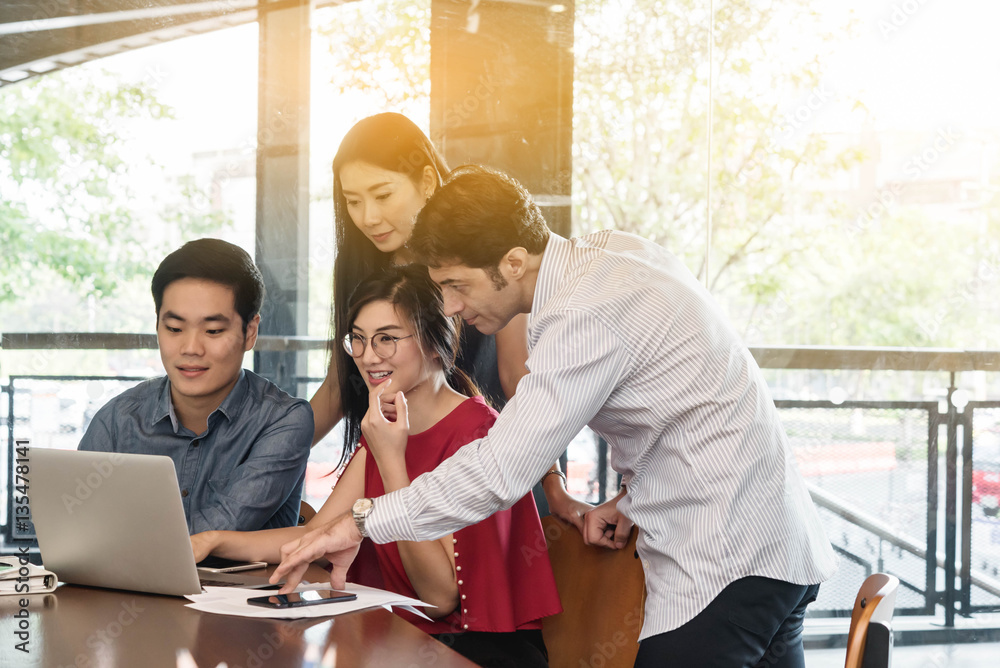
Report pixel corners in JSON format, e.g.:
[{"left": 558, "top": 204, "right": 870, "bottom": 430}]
[{"left": 193, "top": 266, "right": 561, "bottom": 667}]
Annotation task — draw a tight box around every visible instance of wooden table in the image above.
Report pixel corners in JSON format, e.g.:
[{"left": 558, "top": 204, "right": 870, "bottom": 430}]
[{"left": 0, "top": 565, "right": 478, "bottom": 667}]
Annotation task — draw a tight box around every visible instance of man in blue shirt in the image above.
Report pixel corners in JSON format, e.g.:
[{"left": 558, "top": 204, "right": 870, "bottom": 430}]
[{"left": 79, "top": 238, "right": 313, "bottom": 533}]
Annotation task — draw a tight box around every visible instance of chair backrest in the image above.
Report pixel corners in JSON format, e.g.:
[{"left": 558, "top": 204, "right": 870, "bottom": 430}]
[
  {"left": 844, "top": 573, "right": 899, "bottom": 668},
  {"left": 298, "top": 501, "right": 317, "bottom": 526},
  {"left": 540, "top": 516, "right": 646, "bottom": 668}
]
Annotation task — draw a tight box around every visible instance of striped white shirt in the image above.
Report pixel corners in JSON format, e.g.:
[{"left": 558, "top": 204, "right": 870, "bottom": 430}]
[{"left": 369, "top": 231, "right": 838, "bottom": 639}]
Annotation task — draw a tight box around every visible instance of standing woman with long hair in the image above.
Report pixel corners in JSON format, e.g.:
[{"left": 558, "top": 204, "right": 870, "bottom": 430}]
[{"left": 308, "top": 113, "right": 588, "bottom": 524}]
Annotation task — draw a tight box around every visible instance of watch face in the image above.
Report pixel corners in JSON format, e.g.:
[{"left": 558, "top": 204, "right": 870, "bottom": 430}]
[{"left": 353, "top": 498, "right": 373, "bottom": 514}]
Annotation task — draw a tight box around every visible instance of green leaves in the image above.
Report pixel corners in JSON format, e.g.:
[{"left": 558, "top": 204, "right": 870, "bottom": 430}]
[
  {"left": 316, "top": 0, "right": 431, "bottom": 114},
  {"left": 0, "top": 69, "right": 223, "bottom": 307}
]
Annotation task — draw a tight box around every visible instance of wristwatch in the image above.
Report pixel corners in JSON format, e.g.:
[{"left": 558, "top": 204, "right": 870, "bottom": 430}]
[{"left": 352, "top": 498, "right": 374, "bottom": 538}]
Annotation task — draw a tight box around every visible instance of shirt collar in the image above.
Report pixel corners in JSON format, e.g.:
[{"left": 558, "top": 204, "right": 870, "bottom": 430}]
[
  {"left": 151, "top": 369, "right": 248, "bottom": 434},
  {"left": 529, "top": 233, "right": 572, "bottom": 326},
  {"left": 215, "top": 369, "right": 249, "bottom": 422},
  {"left": 152, "top": 377, "right": 175, "bottom": 429}
]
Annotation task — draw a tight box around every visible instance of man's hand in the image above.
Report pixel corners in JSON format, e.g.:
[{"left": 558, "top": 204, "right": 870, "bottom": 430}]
[
  {"left": 271, "top": 513, "right": 363, "bottom": 593},
  {"left": 582, "top": 496, "right": 634, "bottom": 550},
  {"left": 190, "top": 531, "right": 219, "bottom": 563}
]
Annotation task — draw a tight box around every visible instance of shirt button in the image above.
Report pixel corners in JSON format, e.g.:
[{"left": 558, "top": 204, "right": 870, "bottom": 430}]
[
  {"left": 181, "top": 489, "right": 189, "bottom": 498},
  {"left": 463, "top": 624, "right": 469, "bottom": 630},
  {"left": 457, "top": 580, "right": 463, "bottom": 586},
  {"left": 456, "top": 566, "right": 461, "bottom": 571},
  {"left": 463, "top": 608, "right": 468, "bottom": 614},
  {"left": 192, "top": 441, "right": 199, "bottom": 447},
  {"left": 452, "top": 538, "right": 457, "bottom": 544},
  {"left": 461, "top": 594, "right": 466, "bottom": 600},
  {"left": 454, "top": 552, "right": 459, "bottom": 558}
]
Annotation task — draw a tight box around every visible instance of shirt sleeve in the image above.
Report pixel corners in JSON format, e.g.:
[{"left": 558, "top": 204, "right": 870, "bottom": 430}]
[
  {"left": 367, "top": 308, "right": 633, "bottom": 544},
  {"left": 189, "top": 401, "right": 314, "bottom": 533},
  {"left": 76, "top": 403, "right": 115, "bottom": 452}
]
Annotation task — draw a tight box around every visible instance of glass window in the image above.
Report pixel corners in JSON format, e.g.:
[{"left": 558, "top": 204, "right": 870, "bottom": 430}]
[{"left": 3, "top": 1, "right": 999, "bottom": 621}]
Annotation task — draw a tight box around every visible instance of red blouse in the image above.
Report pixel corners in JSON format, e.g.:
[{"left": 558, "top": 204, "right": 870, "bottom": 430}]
[{"left": 359, "top": 396, "right": 562, "bottom": 635}]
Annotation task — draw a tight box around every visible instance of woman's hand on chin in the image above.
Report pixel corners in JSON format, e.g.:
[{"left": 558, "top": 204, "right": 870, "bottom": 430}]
[
  {"left": 378, "top": 388, "right": 399, "bottom": 421},
  {"left": 361, "top": 379, "right": 409, "bottom": 466}
]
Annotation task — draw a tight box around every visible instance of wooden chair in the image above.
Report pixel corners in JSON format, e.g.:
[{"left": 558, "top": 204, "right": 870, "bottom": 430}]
[
  {"left": 298, "top": 501, "right": 316, "bottom": 526},
  {"left": 844, "top": 573, "right": 899, "bottom": 668},
  {"left": 540, "top": 515, "right": 646, "bottom": 668}
]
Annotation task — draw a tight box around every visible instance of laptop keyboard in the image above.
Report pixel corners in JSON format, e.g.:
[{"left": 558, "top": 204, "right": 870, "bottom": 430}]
[
  {"left": 198, "top": 577, "right": 281, "bottom": 589},
  {"left": 199, "top": 578, "right": 249, "bottom": 587}
]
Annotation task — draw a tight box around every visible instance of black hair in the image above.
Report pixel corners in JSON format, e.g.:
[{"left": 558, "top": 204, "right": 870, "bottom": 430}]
[
  {"left": 337, "top": 265, "right": 479, "bottom": 465},
  {"left": 151, "top": 238, "right": 264, "bottom": 335},
  {"left": 331, "top": 113, "right": 450, "bottom": 365},
  {"left": 409, "top": 165, "right": 549, "bottom": 275}
]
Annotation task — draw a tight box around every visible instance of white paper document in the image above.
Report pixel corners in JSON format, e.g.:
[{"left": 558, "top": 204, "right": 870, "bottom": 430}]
[{"left": 184, "top": 581, "right": 433, "bottom": 620}]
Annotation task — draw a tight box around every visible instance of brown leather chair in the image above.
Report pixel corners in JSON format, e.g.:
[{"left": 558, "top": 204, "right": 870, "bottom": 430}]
[
  {"left": 540, "top": 515, "right": 646, "bottom": 668},
  {"left": 844, "top": 573, "right": 899, "bottom": 668},
  {"left": 297, "top": 501, "right": 317, "bottom": 526}
]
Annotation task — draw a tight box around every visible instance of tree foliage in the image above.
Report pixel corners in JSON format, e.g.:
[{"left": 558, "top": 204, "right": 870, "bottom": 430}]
[
  {"left": 0, "top": 69, "right": 226, "bottom": 307},
  {"left": 314, "top": 0, "right": 999, "bottom": 348},
  {"left": 315, "top": 0, "right": 430, "bottom": 117},
  {"left": 573, "top": 0, "right": 862, "bottom": 298}
]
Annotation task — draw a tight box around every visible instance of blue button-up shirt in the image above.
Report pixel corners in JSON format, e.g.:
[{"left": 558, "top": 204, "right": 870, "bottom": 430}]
[{"left": 78, "top": 369, "right": 313, "bottom": 533}]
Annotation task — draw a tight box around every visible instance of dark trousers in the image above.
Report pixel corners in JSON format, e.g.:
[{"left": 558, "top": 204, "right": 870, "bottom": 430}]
[
  {"left": 634, "top": 576, "right": 820, "bottom": 668},
  {"left": 432, "top": 629, "right": 549, "bottom": 668}
]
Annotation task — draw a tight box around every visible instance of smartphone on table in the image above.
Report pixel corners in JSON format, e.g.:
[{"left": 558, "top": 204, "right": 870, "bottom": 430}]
[
  {"left": 196, "top": 556, "right": 268, "bottom": 573},
  {"left": 248, "top": 588, "right": 358, "bottom": 609}
]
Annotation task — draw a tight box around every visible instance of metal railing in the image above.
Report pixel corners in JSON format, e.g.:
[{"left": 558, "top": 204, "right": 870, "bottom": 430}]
[
  {"left": 0, "top": 332, "right": 329, "bottom": 351},
  {"left": 4, "top": 333, "right": 1000, "bottom": 623}
]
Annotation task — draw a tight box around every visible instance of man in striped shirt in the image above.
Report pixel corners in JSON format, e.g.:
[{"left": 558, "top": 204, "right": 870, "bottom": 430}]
[{"left": 275, "top": 166, "right": 837, "bottom": 667}]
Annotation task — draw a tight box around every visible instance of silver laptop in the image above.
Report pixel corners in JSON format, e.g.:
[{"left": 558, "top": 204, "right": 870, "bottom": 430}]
[{"left": 30, "top": 448, "right": 282, "bottom": 596}]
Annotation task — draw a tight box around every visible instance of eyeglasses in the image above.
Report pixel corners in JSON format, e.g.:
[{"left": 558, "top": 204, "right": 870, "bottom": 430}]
[{"left": 342, "top": 332, "right": 414, "bottom": 359}]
